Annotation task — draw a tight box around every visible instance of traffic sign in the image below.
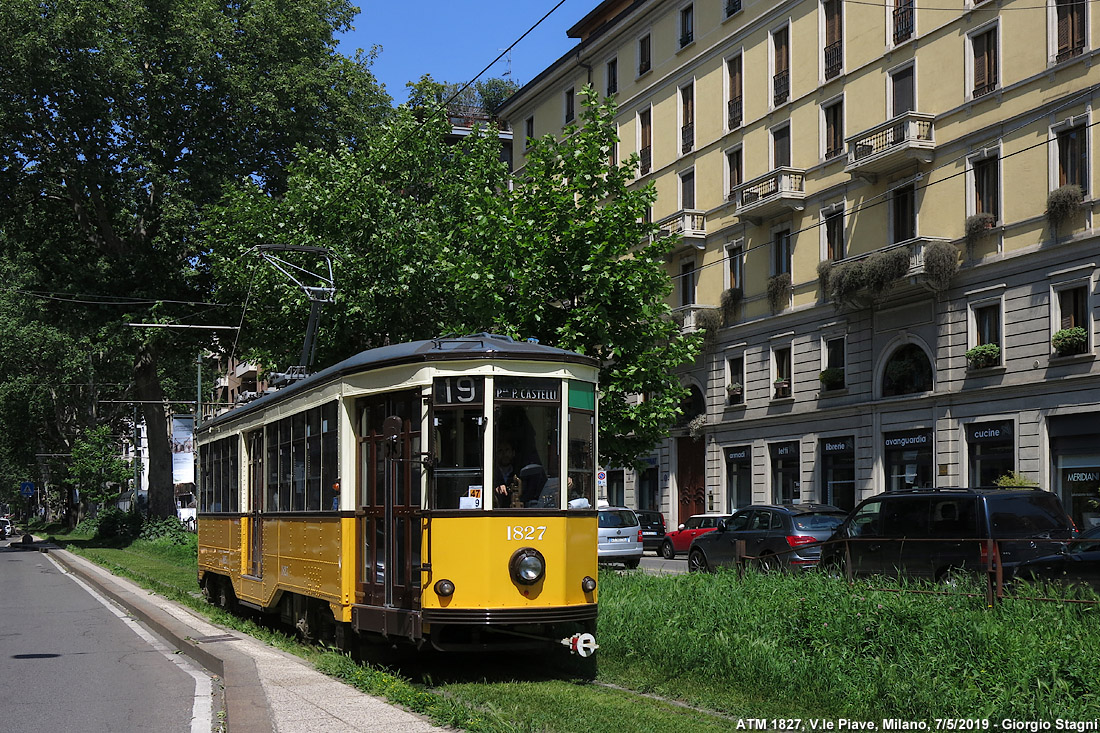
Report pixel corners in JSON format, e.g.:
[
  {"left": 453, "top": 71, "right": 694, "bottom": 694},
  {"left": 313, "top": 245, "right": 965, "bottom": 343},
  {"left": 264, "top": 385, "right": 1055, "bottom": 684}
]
[
  {"left": 20, "top": 481, "right": 34, "bottom": 498},
  {"left": 596, "top": 470, "right": 607, "bottom": 490}
]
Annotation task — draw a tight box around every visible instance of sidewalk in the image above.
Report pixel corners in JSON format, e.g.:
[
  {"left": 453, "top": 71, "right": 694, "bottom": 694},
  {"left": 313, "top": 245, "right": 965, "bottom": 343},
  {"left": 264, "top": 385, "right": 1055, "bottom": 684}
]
[{"left": 46, "top": 544, "right": 447, "bottom": 733}]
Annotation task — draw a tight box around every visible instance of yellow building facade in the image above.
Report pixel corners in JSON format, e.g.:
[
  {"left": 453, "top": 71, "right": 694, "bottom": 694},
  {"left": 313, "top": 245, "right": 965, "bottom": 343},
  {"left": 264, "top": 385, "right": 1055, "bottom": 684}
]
[{"left": 500, "top": 0, "right": 1100, "bottom": 531}]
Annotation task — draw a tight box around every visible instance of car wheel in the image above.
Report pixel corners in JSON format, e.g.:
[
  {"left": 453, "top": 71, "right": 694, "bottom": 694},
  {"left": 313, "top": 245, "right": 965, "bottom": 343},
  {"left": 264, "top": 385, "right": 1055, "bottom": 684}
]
[
  {"left": 754, "top": 553, "right": 775, "bottom": 573},
  {"left": 660, "top": 540, "right": 675, "bottom": 560},
  {"left": 688, "top": 549, "right": 709, "bottom": 573},
  {"left": 624, "top": 557, "right": 640, "bottom": 569}
]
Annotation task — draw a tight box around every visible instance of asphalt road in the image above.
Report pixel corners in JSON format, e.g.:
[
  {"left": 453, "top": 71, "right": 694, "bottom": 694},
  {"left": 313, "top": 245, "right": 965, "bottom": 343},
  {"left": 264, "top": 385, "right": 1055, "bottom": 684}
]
[{"left": 0, "top": 530, "right": 213, "bottom": 733}]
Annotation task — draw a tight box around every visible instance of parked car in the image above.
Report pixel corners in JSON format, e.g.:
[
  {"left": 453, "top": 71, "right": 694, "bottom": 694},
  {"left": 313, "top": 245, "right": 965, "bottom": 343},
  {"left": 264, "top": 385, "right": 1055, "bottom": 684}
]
[
  {"left": 1009, "top": 525, "right": 1100, "bottom": 592},
  {"left": 0, "top": 517, "right": 8, "bottom": 538},
  {"left": 659, "top": 514, "right": 732, "bottom": 559},
  {"left": 597, "top": 506, "right": 643, "bottom": 569},
  {"left": 820, "top": 488, "right": 1076, "bottom": 581},
  {"left": 635, "top": 510, "right": 666, "bottom": 553},
  {"left": 688, "top": 504, "right": 847, "bottom": 572}
]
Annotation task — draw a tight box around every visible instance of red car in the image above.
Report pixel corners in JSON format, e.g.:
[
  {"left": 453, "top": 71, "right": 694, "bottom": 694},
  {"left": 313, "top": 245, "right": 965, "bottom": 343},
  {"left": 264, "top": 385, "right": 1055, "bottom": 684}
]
[{"left": 659, "top": 514, "right": 732, "bottom": 559}]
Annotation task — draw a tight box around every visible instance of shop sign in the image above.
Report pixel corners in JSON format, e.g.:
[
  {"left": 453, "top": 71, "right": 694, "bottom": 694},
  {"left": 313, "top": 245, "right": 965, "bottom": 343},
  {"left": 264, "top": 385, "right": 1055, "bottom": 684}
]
[
  {"left": 726, "top": 445, "right": 751, "bottom": 462},
  {"left": 769, "top": 441, "right": 799, "bottom": 459},
  {"left": 821, "top": 436, "right": 854, "bottom": 455},
  {"left": 883, "top": 429, "right": 933, "bottom": 451},
  {"left": 966, "top": 420, "right": 1013, "bottom": 444}
]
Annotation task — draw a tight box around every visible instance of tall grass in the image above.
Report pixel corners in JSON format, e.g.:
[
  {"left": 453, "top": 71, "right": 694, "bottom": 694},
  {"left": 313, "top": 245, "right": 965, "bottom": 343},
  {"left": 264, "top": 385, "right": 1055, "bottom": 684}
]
[{"left": 597, "top": 569, "right": 1100, "bottom": 720}]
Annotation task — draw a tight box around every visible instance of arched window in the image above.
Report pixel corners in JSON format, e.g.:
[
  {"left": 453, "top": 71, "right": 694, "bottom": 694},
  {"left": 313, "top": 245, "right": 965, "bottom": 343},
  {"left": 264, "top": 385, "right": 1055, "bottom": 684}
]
[
  {"left": 677, "top": 384, "right": 706, "bottom": 426},
  {"left": 881, "top": 343, "right": 934, "bottom": 397}
]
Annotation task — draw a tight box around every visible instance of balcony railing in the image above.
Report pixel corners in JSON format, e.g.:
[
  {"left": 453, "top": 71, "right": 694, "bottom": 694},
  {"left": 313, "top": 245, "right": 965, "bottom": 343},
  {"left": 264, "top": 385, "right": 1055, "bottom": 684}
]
[
  {"left": 731, "top": 167, "right": 807, "bottom": 223},
  {"left": 640, "top": 145, "right": 652, "bottom": 175},
  {"left": 728, "top": 97, "right": 743, "bottom": 129},
  {"left": 657, "top": 209, "right": 707, "bottom": 249},
  {"left": 681, "top": 123, "right": 694, "bottom": 154},
  {"left": 973, "top": 81, "right": 998, "bottom": 98},
  {"left": 1056, "top": 41, "right": 1086, "bottom": 63},
  {"left": 893, "top": 2, "right": 914, "bottom": 44},
  {"left": 844, "top": 111, "right": 935, "bottom": 177},
  {"left": 234, "top": 361, "right": 259, "bottom": 379},
  {"left": 824, "top": 41, "right": 843, "bottom": 80},
  {"left": 680, "top": 31, "right": 694, "bottom": 48},
  {"left": 726, "top": 0, "right": 742, "bottom": 16},
  {"left": 672, "top": 304, "right": 720, "bottom": 332},
  {"left": 773, "top": 69, "right": 790, "bottom": 106},
  {"left": 841, "top": 236, "right": 952, "bottom": 282}
]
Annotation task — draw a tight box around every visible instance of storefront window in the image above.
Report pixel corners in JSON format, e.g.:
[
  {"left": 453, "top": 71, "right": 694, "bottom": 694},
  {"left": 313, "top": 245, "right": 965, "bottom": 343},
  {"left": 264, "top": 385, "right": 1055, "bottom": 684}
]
[
  {"left": 770, "top": 441, "right": 800, "bottom": 504},
  {"left": 638, "top": 462, "right": 659, "bottom": 510},
  {"left": 883, "top": 429, "right": 934, "bottom": 491},
  {"left": 820, "top": 436, "right": 855, "bottom": 510},
  {"left": 966, "top": 420, "right": 1014, "bottom": 487},
  {"left": 1050, "top": 414, "right": 1100, "bottom": 529},
  {"left": 725, "top": 445, "right": 752, "bottom": 512}
]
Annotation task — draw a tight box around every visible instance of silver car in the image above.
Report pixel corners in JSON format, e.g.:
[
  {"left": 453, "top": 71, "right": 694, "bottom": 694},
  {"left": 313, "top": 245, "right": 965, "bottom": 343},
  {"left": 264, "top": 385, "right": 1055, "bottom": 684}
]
[{"left": 597, "top": 507, "right": 643, "bottom": 569}]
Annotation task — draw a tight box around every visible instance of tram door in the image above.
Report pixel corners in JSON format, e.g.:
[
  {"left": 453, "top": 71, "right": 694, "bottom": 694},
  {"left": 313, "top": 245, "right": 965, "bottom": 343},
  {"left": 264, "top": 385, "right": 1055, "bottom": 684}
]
[
  {"left": 356, "top": 392, "right": 422, "bottom": 610},
  {"left": 247, "top": 430, "right": 264, "bottom": 577}
]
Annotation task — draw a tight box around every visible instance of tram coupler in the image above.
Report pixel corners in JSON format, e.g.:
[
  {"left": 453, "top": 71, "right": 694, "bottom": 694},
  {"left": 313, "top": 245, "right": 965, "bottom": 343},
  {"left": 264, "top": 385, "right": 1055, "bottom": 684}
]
[{"left": 561, "top": 632, "right": 598, "bottom": 657}]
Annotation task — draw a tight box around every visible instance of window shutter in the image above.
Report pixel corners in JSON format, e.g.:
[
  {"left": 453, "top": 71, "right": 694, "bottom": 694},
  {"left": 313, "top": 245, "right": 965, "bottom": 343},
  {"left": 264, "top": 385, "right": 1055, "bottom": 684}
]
[
  {"left": 973, "top": 34, "right": 987, "bottom": 90},
  {"left": 1058, "top": 0, "right": 1071, "bottom": 53}
]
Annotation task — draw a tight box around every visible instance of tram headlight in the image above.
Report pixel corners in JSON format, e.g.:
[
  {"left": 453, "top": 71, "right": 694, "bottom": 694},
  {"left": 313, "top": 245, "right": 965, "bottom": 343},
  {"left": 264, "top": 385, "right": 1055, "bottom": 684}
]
[
  {"left": 581, "top": 576, "right": 597, "bottom": 593},
  {"left": 434, "top": 579, "right": 455, "bottom": 597},
  {"left": 509, "top": 547, "right": 546, "bottom": 585}
]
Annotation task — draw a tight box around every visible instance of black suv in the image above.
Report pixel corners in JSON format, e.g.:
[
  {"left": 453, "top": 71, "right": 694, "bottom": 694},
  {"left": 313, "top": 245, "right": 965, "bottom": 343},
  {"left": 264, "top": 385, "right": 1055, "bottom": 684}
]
[
  {"left": 635, "top": 510, "right": 666, "bottom": 553},
  {"left": 688, "top": 504, "right": 846, "bottom": 572},
  {"left": 820, "top": 488, "right": 1075, "bottom": 581}
]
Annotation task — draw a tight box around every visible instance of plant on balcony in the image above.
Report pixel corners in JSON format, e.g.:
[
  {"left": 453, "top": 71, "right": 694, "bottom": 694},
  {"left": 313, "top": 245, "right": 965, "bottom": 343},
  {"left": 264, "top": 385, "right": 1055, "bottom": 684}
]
[
  {"left": 767, "top": 272, "right": 792, "bottom": 314},
  {"left": 827, "top": 259, "right": 868, "bottom": 306},
  {"left": 773, "top": 378, "right": 791, "bottom": 398},
  {"left": 864, "top": 247, "right": 911, "bottom": 295},
  {"left": 695, "top": 308, "right": 723, "bottom": 350},
  {"left": 817, "top": 259, "right": 833, "bottom": 298},
  {"left": 669, "top": 309, "right": 686, "bottom": 327},
  {"left": 819, "top": 367, "right": 846, "bottom": 390},
  {"left": 965, "top": 212, "right": 997, "bottom": 253},
  {"left": 1052, "top": 326, "right": 1088, "bottom": 356},
  {"left": 726, "top": 381, "right": 743, "bottom": 397},
  {"left": 720, "top": 287, "right": 743, "bottom": 326},
  {"left": 922, "top": 241, "right": 960, "bottom": 291},
  {"left": 1046, "top": 184, "right": 1083, "bottom": 231},
  {"left": 965, "top": 343, "right": 1001, "bottom": 370}
]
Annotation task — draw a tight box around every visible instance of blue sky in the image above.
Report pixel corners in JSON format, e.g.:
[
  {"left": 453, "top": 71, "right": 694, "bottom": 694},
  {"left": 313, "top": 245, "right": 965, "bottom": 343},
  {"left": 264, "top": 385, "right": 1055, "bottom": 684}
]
[{"left": 337, "top": 1, "right": 596, "bottom": 103}]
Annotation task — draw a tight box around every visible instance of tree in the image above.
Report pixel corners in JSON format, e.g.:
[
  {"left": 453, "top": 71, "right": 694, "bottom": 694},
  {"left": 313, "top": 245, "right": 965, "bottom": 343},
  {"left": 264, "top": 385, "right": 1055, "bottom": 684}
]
[
  {"left": 0, "top": 0, "right": 390, "bottom": 515},
  {"left": 205, "top": 84, "right": 698, "bottom": 469},
  {"left": 69, "top": 425, "right": 132, "bottom": 512}
]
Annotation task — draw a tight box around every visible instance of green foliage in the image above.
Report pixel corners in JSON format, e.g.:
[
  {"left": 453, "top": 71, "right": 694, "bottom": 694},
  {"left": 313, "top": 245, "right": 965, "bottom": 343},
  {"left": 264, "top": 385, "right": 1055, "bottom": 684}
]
[
  {"left": 965, "top": 212, "right": 996, "bottom": 247},
  {"left": 819, "top": 367, "right": 846, "bottom": 390},
  {"left": 767, "top": 272, "right": 792, "bottom": 313},
  {"left": 695, "top": 308, "right": 722, "bottom": 351},
  {"left": 965, "top": 343, "right": 1001, "bottom": 370},
  {"left": 70, "top": 425, "right": 132, "bottom": 506},
  {"left": 1047, "top": 184, "right": 1084, "bottom": 228},
  {"left": 720, "top": 287, "right": 743, "bottom": 326},
  {"left": 828, "top": 259, "right": 869, "bottom": 305},
  {"left": 993, "top": 471, "right": 1039, "bottom": 489},
  {"left": 1052, "top": 326, "right": 1088, "bottom": 356},
  {"left": 816, "top": 259, "right": 833, "bottom": 298},
  {"left": 923, "top": 240, "right": 960, "bottom": 290},
  {"left": 864, "top": 247, "right": 912, "bottom": 294},
  {"left": 91, "top": 507, "right": 145, "bottom": 541}
]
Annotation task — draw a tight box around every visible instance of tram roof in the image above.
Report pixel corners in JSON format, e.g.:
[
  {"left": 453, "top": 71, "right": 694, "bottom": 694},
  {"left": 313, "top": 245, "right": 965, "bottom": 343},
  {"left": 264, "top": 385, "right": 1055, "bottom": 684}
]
[{"left": 199, "top": 333, "right": 597, "bottom": 432}]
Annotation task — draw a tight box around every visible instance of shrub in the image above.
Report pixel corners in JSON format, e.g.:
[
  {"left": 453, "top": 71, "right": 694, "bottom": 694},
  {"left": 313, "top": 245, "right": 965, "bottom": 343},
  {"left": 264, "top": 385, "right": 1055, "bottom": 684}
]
[
  {"left": 993, "top": 471, "right": 1039, "bottom": 489},
  {"left": 720, "top": 287, "right": 743, "bottom": 325},
  {"left": 139, "top": 515, "right": 192, "bottom": 545},
  {"left": 695, "top": 308, "right": 722, "bottom": 351},
  {"left": 1052, "top": 326, "right": 1088, "bottom": 356},
  {"left": 965, "top": 343, "right": 1001, "bottom": 369},
  {"left": 767, "top": 272, "right": 792, "bottom": 313},
  {"left": 1046, "top": 184, "right": 1083, "bottom": 229},
  {"left": 864, "top": 247, "right": 911, "bottom": 294},
  {"left": 816, "top": 259, "right": 833, "bottom": 297},
  {"left": 828, "top": 259, "right": 868, "bottom": 305},
  {"left": 687, "top": 414, "right": 706, "bottom": 440},
  {"left": 964, "top": 212, "right": 996, "bottom": 251},
  {"left": 923, "top": 240, "right": 960, "bottom": 290},
  {"left": 819, "top": 367, "right": 845, "bottom": 390}
]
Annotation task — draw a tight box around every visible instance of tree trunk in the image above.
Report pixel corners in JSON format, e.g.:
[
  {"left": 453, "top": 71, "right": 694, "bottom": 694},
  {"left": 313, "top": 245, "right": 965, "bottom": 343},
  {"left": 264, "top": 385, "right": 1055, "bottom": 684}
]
[{"left": 135, "top": 345, "right": 174, "bottom": 518}]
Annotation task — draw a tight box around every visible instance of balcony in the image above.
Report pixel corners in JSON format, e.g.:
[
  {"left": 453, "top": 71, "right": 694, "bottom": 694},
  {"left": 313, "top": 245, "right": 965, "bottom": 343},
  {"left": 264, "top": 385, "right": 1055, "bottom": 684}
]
[
  {"left": 844, "top": 112, "right": 935, "bottom": 180},
  {"left": 672, "top": 304, "right": 721, "bottom": 333},
  {"left": 731, "top": 168, "right": 807, "bottom": 224},
  {"left": 657, "top": 210, "right": 706, "bottom": 249},
  {"left": 234, "top": 361, "right": 259, "bottom": 380},
  {"left": 839, "top": 236, "right": 953, "bottom": 284}
]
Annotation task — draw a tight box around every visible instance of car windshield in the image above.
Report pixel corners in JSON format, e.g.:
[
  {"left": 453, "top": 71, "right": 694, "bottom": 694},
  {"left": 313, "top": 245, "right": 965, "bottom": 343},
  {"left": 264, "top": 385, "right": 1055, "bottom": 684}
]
[
  {"left": 599, "top": 510, "right": 638, "bottom": 529},
  {"left": 988, "top": 494, "right": 1074, "bottom": 538},
  {"left": 793, "top": 512, "right": 847, "bottom": 531}
]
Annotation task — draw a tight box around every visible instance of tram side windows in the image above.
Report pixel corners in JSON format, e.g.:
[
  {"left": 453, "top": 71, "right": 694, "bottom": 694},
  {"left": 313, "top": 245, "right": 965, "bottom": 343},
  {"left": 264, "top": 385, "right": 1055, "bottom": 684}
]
[
  {"left": 264, "top": 401, "right": 340, "bottom": 513},
  {"left": 494, "top": 377, "right": 562, "bottom": 509},
  {"left": 431, "top": 376, "right": 486, "bottom": 509},
  {"left": 199, "top": 436, "right": 239, "bottom": 513},
  {"left": 568, "top": 381, "right": 596, "bottom": 509},
  {"left": 321, "top": 402, "right": 338, "bottom": 510}
]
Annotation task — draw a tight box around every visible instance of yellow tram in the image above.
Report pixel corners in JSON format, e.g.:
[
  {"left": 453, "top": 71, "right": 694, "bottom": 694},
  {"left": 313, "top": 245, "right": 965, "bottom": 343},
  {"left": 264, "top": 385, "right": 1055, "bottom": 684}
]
[{"left": 195, "top": 334, "right": 600, "bottom": 659}]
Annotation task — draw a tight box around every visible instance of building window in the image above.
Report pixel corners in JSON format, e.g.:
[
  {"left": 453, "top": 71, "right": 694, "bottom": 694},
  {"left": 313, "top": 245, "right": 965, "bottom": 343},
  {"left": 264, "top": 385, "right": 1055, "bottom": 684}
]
[
  {"left": 882, "top": 343, "right": 934, "bottom": 397},
  {"left": 727, "top": 55, "right": 743, "bottom": 129},
  {"left": 970, "top": 25, "right": 999, "bottom": 98},
  {"left": 680, "top": 260, "right": 696, "bottom": 307},
  {"left": 770, "top": 441, "right": 800, "bottom": 503},
  {"left": 823, "top": 336, "right": 846, "bottom": 390},
  {"left": 727, "top": 355, "right": 745, "bottom": 405},
  {"left": 823, "top": 98, "right": 844, "bottom": 160},
  {"left": 773, "top": 345, "right": 793, "bottom": 398},
  {"left": 824, "top": 205, "right": 845, "bottom": 260},
  {"left": 564, "top": 88, "right": 575, "bottom": 124},
  {"left": 969, "top": 300, "right": 1003, "bottom": 367},
  {"left": 891, "top": 183, "right": 916, "bottom": 243},
  {"left": 773, "top": 228, "right": 792, "bottom": 276},
  {"left": 967, "top": 421, "right": 1014, "bottom": 488},
  {"left": 726, "top": 242, "right": 744, "bottom": 291},
  {"left": 820, "top": 436, "right": 855, "bottom": 511},
  {"left": 773, "top": 124, "right": 791, "bottom": 169},
  {"left": 606, "top": 58, "right": 618, "bottom": 96},
  {"left": 1053, "top": 282, "right": 1089, "bottom": 356},
  {"left": 823, "top": 0, "right": 843, "bottom": 80},
  {"left": 681, "top": 82, "right": 695, "bottom": 154},
  {"left": 726, "top": 0, "right": 743, "bottom": 18},
  {"left": 638, "top": 34, "right": 652, "bottom": 76},
  {"left": 772, "top": 26, "right": 790, "bottom": 106},
  {"left": 1055, "top": 0, "right": 1086, "bottom": 63},
  {"left": 725, "top": 446, "right": 752, "bottom": 511},
  {"left": 727, "top": 147, "right": 743, "bottom": 200},
  {"left": 680, "top": 4, "right": 694, "bottom": 47},
  {"left": 893, "top": 0, "right": 914, "bottom": 44},
  {"left": 972, "top": 154, "right": 1000, "bottom": 220},
  {"left": 1056, "top": 122, "right": 1088, "bottom": 193},
  {"left": 890, "top": 64, "right": 915, "bottom": 117},
  {"left": 883, "top": 429, "right": 934, "bottom": 490},
  {"left": 680, "top": 169, "right": 695, "bottom": 210},
  {"left": 639, "top": 108, "right": 652, "bottom": 175},
  {"left": 524, "top": 116, "right": 534, "bottom": 149}
]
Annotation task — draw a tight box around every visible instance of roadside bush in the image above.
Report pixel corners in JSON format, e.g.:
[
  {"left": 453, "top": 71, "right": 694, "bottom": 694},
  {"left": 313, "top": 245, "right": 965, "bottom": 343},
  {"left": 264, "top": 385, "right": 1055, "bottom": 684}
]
[
  {"left": 139, "top": 515, "right": 192, "bottom": 545},
  {"left": 95, "top": 507, "right": 144, "bottom": 541}
]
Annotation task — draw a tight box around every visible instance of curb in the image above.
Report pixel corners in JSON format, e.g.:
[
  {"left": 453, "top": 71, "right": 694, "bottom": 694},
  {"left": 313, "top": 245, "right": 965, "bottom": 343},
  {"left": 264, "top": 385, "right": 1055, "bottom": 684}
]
[{"left": 48, "top": 547, "right": 275, "bottom": 733}]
